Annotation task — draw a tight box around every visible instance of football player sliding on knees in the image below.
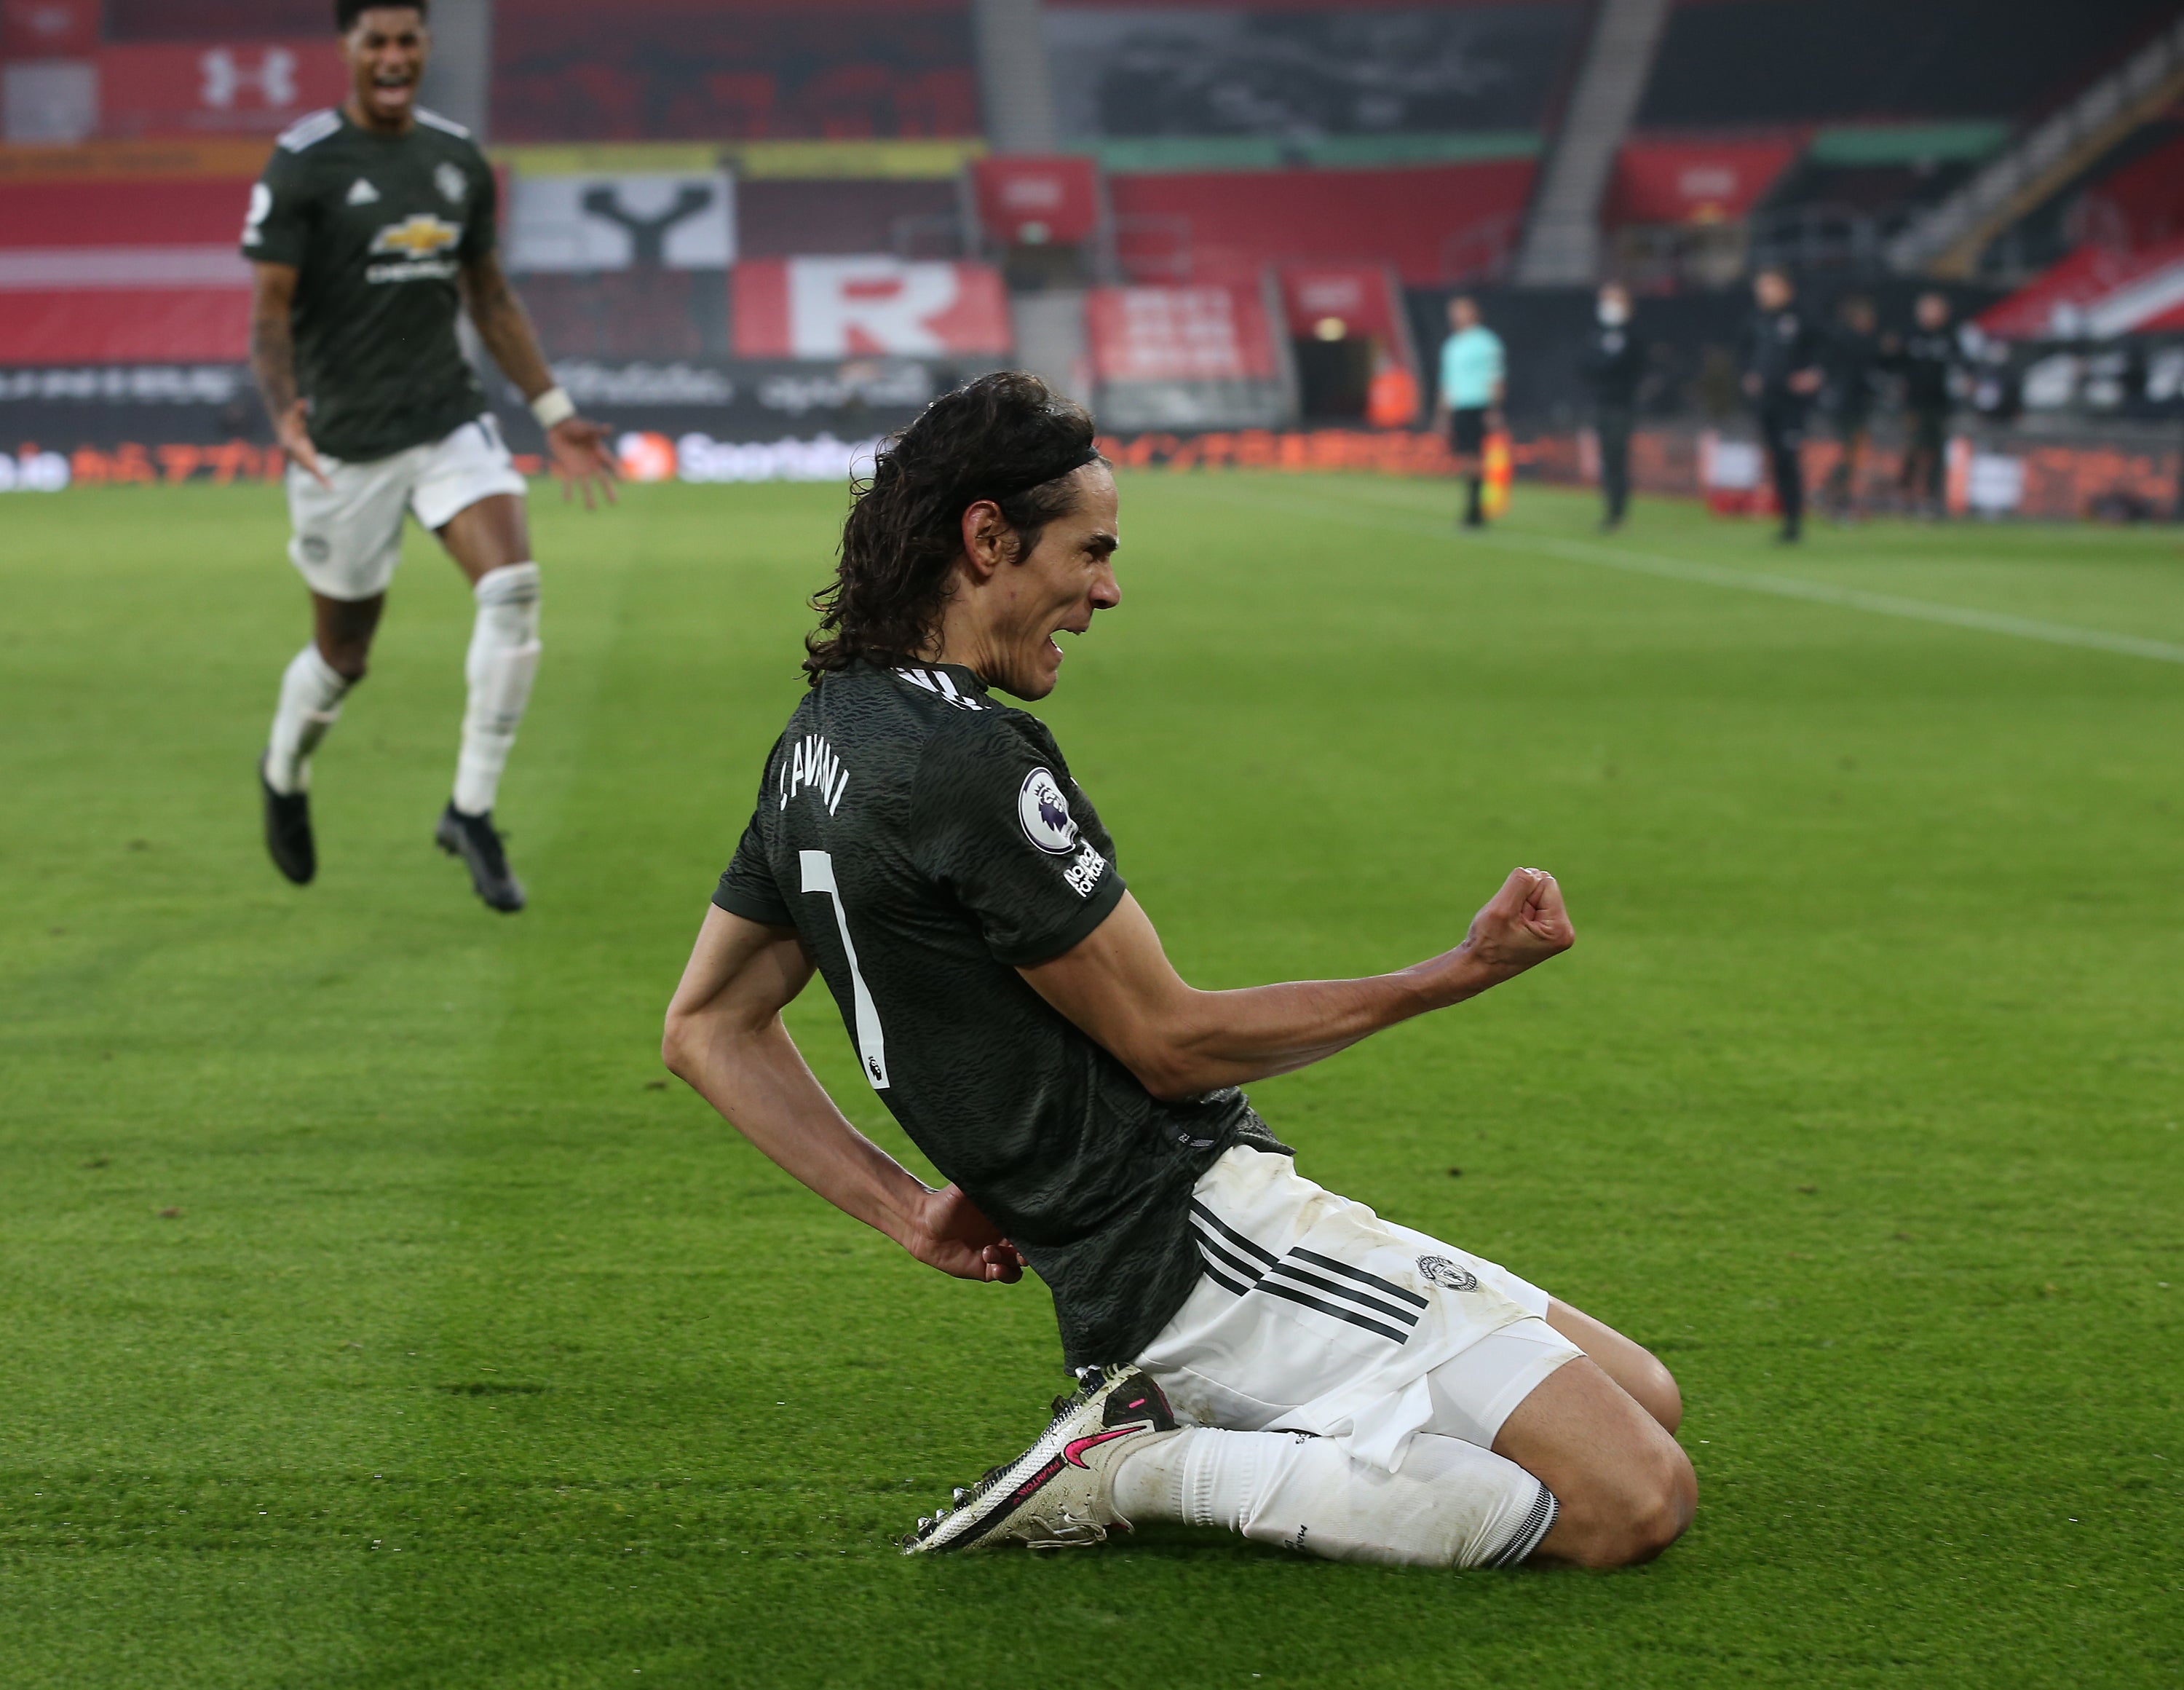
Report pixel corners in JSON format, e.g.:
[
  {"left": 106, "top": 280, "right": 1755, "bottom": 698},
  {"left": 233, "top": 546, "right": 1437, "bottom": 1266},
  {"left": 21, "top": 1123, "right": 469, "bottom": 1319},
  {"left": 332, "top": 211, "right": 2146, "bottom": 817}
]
[
  {"left": 246, "top": 0, "right": 617, "bottom": 912},
  {"left": 665, "top": 373, "right": 1693, "bottom": 1570}
]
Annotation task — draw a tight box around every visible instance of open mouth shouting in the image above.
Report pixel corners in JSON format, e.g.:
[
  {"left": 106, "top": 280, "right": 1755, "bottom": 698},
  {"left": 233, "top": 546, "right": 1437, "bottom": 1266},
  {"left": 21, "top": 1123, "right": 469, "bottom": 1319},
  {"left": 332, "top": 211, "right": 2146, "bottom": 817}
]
[{"left": 365, "top": 65, "right": 417, "bottom": 117}]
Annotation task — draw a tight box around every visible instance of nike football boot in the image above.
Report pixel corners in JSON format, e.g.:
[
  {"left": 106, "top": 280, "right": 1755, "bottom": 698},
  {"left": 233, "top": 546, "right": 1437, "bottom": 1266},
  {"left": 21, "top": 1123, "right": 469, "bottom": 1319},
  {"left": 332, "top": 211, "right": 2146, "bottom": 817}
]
[{"left": 902, "top": 1365, "right": 1178, "bottom": 1555}]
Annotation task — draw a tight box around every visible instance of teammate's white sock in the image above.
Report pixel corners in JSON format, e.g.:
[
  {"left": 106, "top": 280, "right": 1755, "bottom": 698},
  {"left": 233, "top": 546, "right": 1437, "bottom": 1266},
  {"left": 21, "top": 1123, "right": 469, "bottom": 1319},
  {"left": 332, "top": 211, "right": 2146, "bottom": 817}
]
[
  {"left": 451, "top": 562, "right": 541, "bottom": 817},
  {"left": 265, "top": 642, "right": 351, "bottom": 796},
  {"left": 1112, "top": 1427, "right": 1555, "bottom": 1568}
]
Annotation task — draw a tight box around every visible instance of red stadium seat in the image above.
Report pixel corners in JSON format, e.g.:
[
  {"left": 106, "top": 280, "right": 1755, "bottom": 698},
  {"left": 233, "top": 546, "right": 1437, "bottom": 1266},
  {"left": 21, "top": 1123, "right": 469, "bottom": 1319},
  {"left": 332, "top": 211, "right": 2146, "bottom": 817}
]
[
  {"left": 0, "top": 178, "right": 254, "bottom": 364},
  {"left": 895, "top": 69, "right": 979, "bottom": 141},
  {"left": 1107, "top": 163, "right": 1538, "bottom": 288},
  {"left": 690, "top": 73, "right": 778, "bottom": 142}
]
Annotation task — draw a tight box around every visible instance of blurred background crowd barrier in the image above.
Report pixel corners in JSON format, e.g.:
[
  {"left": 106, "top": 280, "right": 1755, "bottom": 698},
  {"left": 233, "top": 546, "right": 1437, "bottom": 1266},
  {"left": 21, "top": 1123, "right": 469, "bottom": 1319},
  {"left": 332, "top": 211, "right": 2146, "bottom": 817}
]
[{"left": 1, "top": 0, "right": 2180, "bottom": 517}]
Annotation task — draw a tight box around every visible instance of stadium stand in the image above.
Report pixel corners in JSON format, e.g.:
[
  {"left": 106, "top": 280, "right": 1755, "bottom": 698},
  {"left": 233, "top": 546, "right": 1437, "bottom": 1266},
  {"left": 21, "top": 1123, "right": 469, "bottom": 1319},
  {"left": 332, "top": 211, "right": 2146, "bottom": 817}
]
[
  {"left": 1512, "top": 0, "right": 1668, "bottom": 287},
  {"left": 1886, "top": 13, "right": 2184, "bottom": 280},
  {"left": 1637, "top": 0, "right": 2181, "bottom": 128},
  {"left": 1084, "top": 281, "right": 1291, "bottom": 429},
  {"left": 0, "top": 175, "right": 252, "bottom": 363},
  {"left": 1979, "top": 234, "right": 2184, "bottom": 340},
  {"left": 489, "top": 0, "right": 980, "bottom": 142},
  {"left": 1746, "top": 125, "right": 2005, "bottom": 272},
  {"left": 737, "top": 178, "right": 965, "bottom": 259},
  {"left": 1964, "top": 106, "right": 2184, "bottom": 341},
  {"left": 101, "top": 0, "right": 326, "bottom": 34},
  {"left": 1606, "top": 132, "right": 1803, "bottom": 227},
  {"left": 2077, "top": 124, "right": 2184, "bottom": 253},
  {"left": 1045, "top": 0, "right": 1583, "bottom": 149},
  {"left": 1107, "top": 159, "right": 1536, "bottom": 287},
  {"left": 2, "top": 0, "right": 2178, "bottom": 492},
  {"left": 1593, "top": 0, "right": 2183, "bottom": 291}
]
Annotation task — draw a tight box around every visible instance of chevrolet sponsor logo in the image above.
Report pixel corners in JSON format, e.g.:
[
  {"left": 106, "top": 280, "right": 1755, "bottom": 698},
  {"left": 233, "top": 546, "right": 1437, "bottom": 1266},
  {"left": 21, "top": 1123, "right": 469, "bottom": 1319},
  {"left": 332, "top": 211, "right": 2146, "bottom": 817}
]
[{"left": 370, "top": 215, "right": 461, "bottom": 259}]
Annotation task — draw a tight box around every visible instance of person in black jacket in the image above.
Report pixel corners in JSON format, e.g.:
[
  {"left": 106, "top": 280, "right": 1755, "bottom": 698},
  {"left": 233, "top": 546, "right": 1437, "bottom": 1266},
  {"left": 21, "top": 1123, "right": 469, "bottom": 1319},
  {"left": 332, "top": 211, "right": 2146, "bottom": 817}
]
[
  {"left": 1821, "top": 295, "right": 1880, "bottom": 521},
  {"left": 1739, "top": 268, "right": 1825, "bottom": 542},
  {"left": 1886, "top": 292, "right": 1958, "bottom": 517},
  {"left": 1583, "top": 282, "right": 1645, "bottom": 530}
]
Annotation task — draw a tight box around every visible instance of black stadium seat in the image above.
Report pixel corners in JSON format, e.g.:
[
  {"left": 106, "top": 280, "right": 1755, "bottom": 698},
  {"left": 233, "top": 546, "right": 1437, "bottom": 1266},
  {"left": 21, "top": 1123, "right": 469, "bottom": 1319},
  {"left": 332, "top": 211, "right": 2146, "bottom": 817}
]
[{"left": 1639, "top": 0, "right": 2181, "bottom": 127}]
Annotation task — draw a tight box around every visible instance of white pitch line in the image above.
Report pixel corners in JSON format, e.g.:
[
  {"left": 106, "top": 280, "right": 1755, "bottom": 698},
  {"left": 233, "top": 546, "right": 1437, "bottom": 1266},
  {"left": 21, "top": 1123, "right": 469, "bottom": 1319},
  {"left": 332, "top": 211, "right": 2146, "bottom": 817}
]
[{"left": 1187, "top": 481, "right": 2184, "bottom": 668}]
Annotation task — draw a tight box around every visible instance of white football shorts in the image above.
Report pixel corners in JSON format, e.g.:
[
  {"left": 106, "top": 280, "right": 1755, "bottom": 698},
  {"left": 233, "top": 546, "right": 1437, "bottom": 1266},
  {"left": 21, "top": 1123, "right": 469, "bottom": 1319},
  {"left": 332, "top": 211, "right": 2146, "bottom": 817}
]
[
  {"left": 285, "top": 414, "right": 528, "bottom": 601},
  {"left": 1133, "top": 1145, "right": 1583, "bottom": 1475}
]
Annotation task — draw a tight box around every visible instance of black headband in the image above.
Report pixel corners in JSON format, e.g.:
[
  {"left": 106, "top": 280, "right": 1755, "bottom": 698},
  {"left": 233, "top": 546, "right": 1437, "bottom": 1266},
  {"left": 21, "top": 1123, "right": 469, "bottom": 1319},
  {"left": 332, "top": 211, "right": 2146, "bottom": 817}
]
[{"left": 974, "top": 444, "right": 1101, "bottom": 508}]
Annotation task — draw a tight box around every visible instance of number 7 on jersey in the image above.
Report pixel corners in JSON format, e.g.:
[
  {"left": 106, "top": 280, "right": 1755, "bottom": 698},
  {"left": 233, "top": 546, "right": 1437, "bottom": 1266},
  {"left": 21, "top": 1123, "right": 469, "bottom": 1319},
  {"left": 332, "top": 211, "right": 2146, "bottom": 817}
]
[{"left": 799, "top": 850, "right": 891, "bottom": 1091}]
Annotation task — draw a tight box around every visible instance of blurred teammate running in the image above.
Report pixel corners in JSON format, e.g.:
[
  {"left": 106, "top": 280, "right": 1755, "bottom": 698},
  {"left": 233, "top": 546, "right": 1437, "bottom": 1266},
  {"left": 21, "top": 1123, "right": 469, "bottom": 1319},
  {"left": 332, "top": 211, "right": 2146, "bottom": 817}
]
[
  {"left": 246, "top": 0, "right": 616, "bottom": 910},
  {"left": 665, "top": 372, "right": 1694, "bottom": 1571}
]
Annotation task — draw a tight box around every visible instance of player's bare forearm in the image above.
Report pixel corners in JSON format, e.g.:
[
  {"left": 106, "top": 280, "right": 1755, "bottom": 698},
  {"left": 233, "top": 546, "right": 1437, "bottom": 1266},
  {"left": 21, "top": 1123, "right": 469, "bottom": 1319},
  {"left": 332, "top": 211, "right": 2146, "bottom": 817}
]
[
  {"left": 664, "top": 909, "right": 925, "bottom": 1236},
  {"left": 664, "top": 907, "right": 1021, "bottom": 1282},
  {"left": 460, "top": 253, "right": 555, "bottom": 400},
  {"left": 1024, "top": 922, "right": 1478, "bottom": 1098},
  {"left": 672, "top": 1009, "right": 930, "bottom": 1236},
  {"left": 464, "top": 253, "right": 619, "bottom": 506},
  {"left": 248, "top": 263, "right": 301, "bottom": 419},
  {"left": 249, "top": 261, "right": 328, "bottom": 483},
  {"left": 1021, "top": 870, "right": 1574, "bottom": 1102}
]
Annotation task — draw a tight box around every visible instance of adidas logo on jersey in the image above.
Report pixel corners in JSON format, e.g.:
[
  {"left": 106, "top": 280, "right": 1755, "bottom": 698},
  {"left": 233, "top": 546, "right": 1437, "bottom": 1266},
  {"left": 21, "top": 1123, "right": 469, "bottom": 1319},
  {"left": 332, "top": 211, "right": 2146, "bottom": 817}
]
[{"left": 346, "top": 178, "right": 381, "bottom": 205}]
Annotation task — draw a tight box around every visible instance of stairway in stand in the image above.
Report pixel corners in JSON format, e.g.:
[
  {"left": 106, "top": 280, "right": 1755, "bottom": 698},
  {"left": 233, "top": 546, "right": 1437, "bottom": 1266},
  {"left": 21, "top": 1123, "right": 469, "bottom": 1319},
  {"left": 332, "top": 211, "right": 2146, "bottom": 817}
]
[{"left": 1512, "top": 0, "right": 1672, "bottom": 288}]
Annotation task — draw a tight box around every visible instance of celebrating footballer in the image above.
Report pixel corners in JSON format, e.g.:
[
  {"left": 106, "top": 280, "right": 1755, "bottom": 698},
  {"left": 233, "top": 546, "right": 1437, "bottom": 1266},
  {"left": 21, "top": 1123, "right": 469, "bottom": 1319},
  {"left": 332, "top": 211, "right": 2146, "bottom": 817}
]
[
  {"left": 247, "top": 0, "right": 617, "bottom": 911},
  {"left": 664, "top": 373, "right": 1696, "bottom": 1569}
]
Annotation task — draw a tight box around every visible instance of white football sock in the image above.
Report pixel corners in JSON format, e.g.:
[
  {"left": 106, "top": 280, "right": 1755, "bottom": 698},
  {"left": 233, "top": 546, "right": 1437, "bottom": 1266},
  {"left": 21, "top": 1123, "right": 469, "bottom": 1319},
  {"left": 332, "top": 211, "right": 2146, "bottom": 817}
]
[
  {"left": 265, "top": 642, "right": 351, "bottom": 796},
  {"left": 451, "top": 562, "right": 541, "bottom": 817},
  {"left": 1112, "top": 1426, "right": 1555, "bottom": 1568}
]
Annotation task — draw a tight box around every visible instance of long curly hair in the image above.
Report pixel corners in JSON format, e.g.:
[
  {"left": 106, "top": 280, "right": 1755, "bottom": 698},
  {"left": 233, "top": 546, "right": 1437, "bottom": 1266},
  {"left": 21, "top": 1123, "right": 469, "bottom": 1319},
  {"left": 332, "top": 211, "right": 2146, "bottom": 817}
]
[{"left": 804, "top": 371, "right": 1101, "bottom": 682}]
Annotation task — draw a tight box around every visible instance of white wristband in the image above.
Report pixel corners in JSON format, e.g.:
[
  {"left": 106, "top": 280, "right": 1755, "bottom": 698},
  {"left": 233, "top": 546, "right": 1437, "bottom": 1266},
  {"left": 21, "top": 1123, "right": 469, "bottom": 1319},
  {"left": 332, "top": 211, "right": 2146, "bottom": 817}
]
[{"left": 529, "top": 385, "right": 576, "bottom": 430}]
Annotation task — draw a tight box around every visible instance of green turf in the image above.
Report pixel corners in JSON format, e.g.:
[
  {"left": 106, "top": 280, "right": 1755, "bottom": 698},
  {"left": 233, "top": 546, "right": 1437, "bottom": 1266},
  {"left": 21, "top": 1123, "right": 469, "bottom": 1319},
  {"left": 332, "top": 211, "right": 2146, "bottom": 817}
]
[{"left": 3, "top": 474, "right": 2179, "bottom": 1687}]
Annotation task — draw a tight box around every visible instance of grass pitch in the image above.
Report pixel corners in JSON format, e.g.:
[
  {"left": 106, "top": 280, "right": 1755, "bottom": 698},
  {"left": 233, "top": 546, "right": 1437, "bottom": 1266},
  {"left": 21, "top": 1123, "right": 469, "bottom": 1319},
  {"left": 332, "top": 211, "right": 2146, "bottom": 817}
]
[{"left": 3, "top": 473, "right": 2180, "bottom": 1687}]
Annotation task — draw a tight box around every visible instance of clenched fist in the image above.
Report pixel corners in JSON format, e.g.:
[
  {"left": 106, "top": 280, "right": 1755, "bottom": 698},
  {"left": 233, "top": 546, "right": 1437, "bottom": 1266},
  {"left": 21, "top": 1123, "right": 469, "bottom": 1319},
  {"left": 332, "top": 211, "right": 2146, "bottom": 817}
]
[{"left": 1460, "top": 866, "right": 1575, "bottom": 976}]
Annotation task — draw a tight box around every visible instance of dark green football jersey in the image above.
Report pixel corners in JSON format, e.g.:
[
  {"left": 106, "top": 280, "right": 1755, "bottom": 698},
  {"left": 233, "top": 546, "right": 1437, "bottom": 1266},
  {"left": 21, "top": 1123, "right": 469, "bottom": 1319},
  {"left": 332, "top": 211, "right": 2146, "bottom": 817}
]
[
  {"left": 713, "top": 659, "right": 1287, "bottom": 1370},
  {"left": 242, "top": 106, "right": 497, "bottom": 462}
]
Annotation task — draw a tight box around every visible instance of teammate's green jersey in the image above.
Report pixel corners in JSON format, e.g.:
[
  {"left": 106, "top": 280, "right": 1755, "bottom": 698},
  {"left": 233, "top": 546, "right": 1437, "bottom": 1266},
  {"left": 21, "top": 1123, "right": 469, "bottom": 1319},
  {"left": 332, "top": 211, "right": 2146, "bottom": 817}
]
[
  {"left": 242, "top": 106, "right": 497, "bottom": 462},
  {"left": 713, "top": 658, "right": 1287, "bottom": 1370}
]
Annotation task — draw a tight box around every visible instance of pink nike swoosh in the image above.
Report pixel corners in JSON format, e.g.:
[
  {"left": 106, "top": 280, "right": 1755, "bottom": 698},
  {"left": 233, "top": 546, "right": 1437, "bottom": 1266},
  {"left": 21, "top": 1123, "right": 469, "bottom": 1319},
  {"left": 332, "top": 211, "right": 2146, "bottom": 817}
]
[{"left": 1063, "top": 1424, "right": 1144, "bottom": 1467}]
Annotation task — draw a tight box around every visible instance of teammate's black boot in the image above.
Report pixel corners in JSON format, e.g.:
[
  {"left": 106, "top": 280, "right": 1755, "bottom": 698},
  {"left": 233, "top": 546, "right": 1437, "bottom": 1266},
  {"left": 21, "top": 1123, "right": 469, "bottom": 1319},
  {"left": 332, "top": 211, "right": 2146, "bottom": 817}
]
[
  {"left": 259, "top": 756, "right": 315, "bottom": 885},
  {"left": 435, "top": 802, "right": 525, "bottom": 912}
]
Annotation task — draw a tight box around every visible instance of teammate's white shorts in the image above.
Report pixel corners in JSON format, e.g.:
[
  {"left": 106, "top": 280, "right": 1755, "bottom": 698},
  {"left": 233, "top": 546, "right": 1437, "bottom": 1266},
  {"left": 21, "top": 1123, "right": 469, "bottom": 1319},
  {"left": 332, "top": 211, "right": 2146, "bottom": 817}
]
[
  {"left": 1134, "top": 1145, "right": 1583, "bottom": 1476},
  {"left": 286, "top": 414, "right": 528, "bottom": 601}
]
